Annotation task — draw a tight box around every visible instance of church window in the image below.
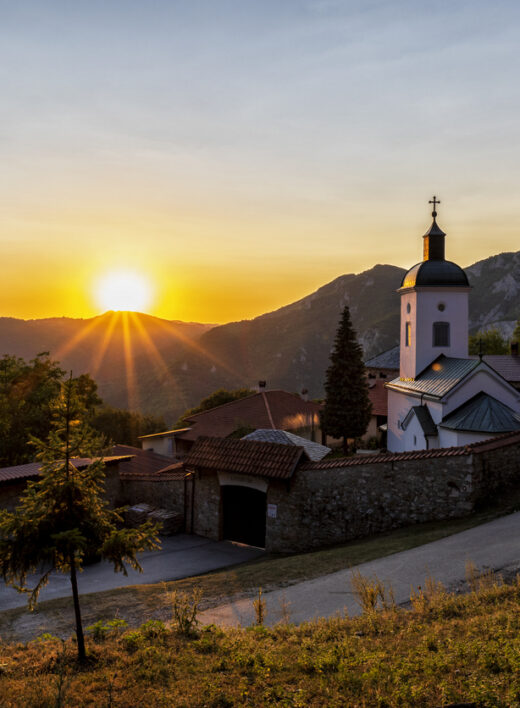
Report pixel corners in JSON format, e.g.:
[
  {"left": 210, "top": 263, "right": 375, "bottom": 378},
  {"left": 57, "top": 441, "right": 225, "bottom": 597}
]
[
  {"left": 433, "top": 321, "right": 450, "bottom": 347},
  {"left": 405, "top": 322, "right": 411, "bottom": 347},
  {"left": 406, "top": 303, "right": 411, "bottom": 314},
  {"left": 437, "top": 302, "right": 445, "bottom": 312}
]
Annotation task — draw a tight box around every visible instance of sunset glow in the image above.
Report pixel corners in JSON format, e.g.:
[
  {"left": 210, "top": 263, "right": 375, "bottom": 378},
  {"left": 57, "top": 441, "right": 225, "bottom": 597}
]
[
  {"left": 95, "top": 271, "right": 152, "bottom": 313},
  {"left": 1, "top": 2, "right": 520, "bottom": 323}
]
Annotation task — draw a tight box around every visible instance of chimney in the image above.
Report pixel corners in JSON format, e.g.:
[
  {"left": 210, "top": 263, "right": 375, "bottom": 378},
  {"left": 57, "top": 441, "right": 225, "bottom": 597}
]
[
  {"left": 301, "top": 388, "right": 309, "bottom": 401},
  {"left": 511, "top": 342, "right": 519, "bottom": 357},
  {"left": 257, "top": 380, "right": 267, "bottom": 392}
]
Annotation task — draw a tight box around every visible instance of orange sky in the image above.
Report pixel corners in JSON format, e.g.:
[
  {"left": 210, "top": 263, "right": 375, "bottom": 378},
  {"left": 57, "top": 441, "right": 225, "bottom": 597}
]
[{"left": 2, "top": 2, "right": 520, "bottom": 325}]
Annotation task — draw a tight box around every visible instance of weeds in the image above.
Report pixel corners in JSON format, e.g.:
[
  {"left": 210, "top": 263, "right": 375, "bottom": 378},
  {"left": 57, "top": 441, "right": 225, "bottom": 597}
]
[
  {"left": 410, "top": 575, "right": 447, "bottom": 614},
  {"left": 253, "top": 587, "right": 266, "bottom": 625},
  {"left": 278, "top": 591, "right": 292, "bottom": 625},
  {"left": 350, "top": 570, "right": 396, "bottom": 613},
  {"left": 170, "top": 587, "right": 202, "bottom": 636},
  {"left": 86, "top": 618, "right": 128, "bottom": 642}
]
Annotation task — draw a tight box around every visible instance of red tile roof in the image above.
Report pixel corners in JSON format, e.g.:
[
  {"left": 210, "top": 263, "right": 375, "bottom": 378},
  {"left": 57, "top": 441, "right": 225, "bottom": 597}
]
[
  {"left": 177, "top": 390, "right": 321, "bottom": 442},
  {"left": 368, "top": 379, "right": 388, "bottom": 416},
  {"left": 304, "top": 429, "right": 520, "bottom": 469},
  {"left": 0, "top": 455, "right": 133, "bottom": 484},
  {"left": 112, "top": 445, "right": 188, "bottom": 481},
  {"left": 184, "top": 436, "right": 308, "bottom": 479}
]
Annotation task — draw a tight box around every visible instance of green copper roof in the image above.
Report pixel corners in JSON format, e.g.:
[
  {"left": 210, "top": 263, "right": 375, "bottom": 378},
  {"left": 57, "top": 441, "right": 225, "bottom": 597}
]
[
  {"left": 386, "top": 356, "right": 480, "bottom": 399},
  {"left": 439, "top": 392, "right": 520, "bottom": 433}
]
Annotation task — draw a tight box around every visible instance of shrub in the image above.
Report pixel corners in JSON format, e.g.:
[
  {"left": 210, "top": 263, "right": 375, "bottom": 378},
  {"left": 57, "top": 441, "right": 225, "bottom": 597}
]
[{"left": 170, "top": 588, "right": 202, "bottom": 636}]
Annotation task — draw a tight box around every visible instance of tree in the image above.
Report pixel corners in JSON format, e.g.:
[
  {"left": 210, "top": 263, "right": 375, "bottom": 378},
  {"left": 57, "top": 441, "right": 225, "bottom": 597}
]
[
  {"left": 320, "top": 306, "right": 372, "bottom": 455},
  {"left": 0, "top": 353, "right": 64, "bottom": 466},
  {"left": 512, "top": 320, "right": 520, "bottom": 344},
  {"left": 0, "top": 378, "right": 159, "bottom": 662},
  {"left": 468, "top": 328, "right": 509, "bottom": 355},
  {"left": 90, "top": 405, "right": 166, "bottom": 447},
  {"left": 177, "top": 387, "right": 255, "bottom": 426}
]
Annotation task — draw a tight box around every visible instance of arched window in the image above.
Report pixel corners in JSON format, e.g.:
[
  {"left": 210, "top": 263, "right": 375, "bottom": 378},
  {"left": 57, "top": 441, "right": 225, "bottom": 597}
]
[
  {"left": 433, "top": 321, "right": 450, "bottom": 347},
  {"left": 405, "top": 322, "right": 411, "bottom": 347}
]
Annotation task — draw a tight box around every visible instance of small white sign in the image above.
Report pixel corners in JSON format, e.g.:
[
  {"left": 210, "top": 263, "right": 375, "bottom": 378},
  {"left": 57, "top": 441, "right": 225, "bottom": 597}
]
[{"left": 267, "top": 504, "right": 277, "bottom": 519}]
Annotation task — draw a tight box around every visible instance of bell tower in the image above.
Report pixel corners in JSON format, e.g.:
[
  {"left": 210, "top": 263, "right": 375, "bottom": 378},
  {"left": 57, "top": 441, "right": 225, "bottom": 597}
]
[{"left": 398, "top": 198, "right": 471, "bottom": 380}]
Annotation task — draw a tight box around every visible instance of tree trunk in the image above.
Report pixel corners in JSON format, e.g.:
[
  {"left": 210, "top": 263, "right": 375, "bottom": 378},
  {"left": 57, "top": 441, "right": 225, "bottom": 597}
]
[
  {"left": 343, "top": 436, "right": 349, "bottom": 455},
  {"left": 69, "top": 556, "right": 86, "bottom": 662}
]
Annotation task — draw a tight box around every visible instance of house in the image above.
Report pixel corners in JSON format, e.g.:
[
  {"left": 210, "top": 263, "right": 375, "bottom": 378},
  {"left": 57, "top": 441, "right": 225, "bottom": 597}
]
[
  {"left": 386, "top": 201, "right": 520, "bottom": 452},
  {"left": 139, "top": 389, "right": 322, "bottom": 458},
  {"left": 0, "top": 455, "right": 133, "bottom": 512}
]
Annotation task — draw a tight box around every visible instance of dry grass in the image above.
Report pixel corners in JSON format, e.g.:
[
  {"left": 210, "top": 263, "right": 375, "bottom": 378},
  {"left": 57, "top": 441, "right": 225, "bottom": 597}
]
[{"left": 1, "top": 576, "right": 520, "bottom": 706}]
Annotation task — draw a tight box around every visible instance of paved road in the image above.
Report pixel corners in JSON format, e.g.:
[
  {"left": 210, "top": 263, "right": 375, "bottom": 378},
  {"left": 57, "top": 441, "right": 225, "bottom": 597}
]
[
  {"left": 0, "top": 534, "right": 263, "bottom": 611},
  {"left": 199, "top": 511, "right": 520, "bottom": 627}
]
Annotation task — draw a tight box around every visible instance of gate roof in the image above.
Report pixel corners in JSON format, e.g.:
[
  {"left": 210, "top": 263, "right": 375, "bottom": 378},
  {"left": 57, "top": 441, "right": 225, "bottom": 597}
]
[{"left": 184, "top": 436, "right": 308, "bottom": 479}]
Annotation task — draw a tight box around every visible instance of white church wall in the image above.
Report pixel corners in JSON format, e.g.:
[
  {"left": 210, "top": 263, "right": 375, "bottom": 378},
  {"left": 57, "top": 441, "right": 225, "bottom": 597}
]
[
  {"left": 414, "top": 289, "right": 469, "bottom": 375},
  {"left": 387, "top": 389, "right": 423, "bottom": 452},
  {"left": 443, "top": 368, "right": 520, "bottom": 416},
  {"left": 399, "top": 291, "right": 417, "bottom": 380},
  {"left": 399, "top": 288, "right": 469, "bottom": 380},
  {"left": 439, "top": 429, "right": 494, "bottom": 448}
]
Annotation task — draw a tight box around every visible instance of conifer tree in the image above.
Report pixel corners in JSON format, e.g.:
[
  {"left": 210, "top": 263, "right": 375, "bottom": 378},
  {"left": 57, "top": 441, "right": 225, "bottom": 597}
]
[
  {"left": 0, "top": 377, "right": 159, "bottom": 661},
  {"left": 321, "top": 306, "right": 372, "bottom": 455}
]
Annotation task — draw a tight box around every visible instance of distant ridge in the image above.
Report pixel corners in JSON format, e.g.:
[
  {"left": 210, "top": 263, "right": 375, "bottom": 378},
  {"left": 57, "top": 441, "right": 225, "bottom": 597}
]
[{"left": 1, "top": 251, "right": 519, "bottom": 422}]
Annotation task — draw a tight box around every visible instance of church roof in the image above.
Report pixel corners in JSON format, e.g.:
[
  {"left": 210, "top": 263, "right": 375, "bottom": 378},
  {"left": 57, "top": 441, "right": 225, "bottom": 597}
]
[
  {"left": 439, "top": 392, "right": 520, "bottom": 433},
  {"left": 403, "top": 405, "right": 438, "bottom": 436},
  {"left": 400, "top": 259, "right": 469, "bottom": 290},
  {"left": 386, "top": 355, "right": 480, "bottom": 399}
]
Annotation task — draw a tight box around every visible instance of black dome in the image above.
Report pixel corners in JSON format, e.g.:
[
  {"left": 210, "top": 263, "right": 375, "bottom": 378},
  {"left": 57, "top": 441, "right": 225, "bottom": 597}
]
[{"left": 400, "top": 260, "right": 470, "bottom": 289}]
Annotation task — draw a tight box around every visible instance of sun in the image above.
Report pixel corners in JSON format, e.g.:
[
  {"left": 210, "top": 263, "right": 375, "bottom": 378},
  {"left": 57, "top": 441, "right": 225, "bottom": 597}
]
[{"left": 95, "top": 270, "right": 153, "bottom": 312}]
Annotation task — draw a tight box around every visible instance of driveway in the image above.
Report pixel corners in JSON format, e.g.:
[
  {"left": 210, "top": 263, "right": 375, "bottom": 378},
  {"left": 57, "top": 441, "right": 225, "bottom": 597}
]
[
  {"left": 0, "top": 534, "right": 264, "bottom": 611},
  {"left": 199, "top": 511, "right": 520, "bottom": 627}
]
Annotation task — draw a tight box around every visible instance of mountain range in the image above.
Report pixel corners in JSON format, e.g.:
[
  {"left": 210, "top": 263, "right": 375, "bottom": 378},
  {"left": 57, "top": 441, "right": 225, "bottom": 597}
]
[{"left": 1, "top": 251, "right": 519, "bottom": 423}]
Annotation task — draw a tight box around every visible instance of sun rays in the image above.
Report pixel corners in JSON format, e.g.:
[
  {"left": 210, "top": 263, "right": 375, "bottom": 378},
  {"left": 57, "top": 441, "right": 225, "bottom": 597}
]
[{"left": 52, "top": 308, "right": 248, "bottom": 417}]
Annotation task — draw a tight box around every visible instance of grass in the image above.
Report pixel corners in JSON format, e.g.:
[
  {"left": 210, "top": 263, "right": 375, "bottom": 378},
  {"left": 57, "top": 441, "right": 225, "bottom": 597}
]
[
  {"left": 1, "top": 572, "right": 520, "bottom": 706},
  {"left": 2, "top": 483, "right": 520, "bottom": 645}
]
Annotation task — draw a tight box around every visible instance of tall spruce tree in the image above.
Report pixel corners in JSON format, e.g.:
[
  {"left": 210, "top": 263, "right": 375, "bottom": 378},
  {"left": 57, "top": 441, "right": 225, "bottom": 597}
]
[
  {"left": 0, "top": 377, "right": 160, "bottom": 662},
  {"left": 321, "top": 306, "right": 372, "bottom": 455}
]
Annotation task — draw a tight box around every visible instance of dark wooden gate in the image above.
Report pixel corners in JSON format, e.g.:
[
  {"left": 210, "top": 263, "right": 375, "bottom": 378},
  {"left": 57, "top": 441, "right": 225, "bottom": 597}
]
[{"left": 222, "top": 485, "right": 266, "bottom": 548}]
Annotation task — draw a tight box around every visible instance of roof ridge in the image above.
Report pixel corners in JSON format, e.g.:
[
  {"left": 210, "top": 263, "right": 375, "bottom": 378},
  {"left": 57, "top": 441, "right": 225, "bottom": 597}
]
[
  {"left": 262, "top": 391, "right": 276, "bottom": 429},
  {"left": 305, "top": 430, "right": 520, "bottom": 468}
]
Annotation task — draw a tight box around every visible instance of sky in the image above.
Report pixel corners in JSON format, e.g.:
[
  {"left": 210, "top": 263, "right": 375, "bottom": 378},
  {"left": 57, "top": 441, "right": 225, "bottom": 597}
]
[{"left": 1, "top": 0, "right": 520, "bottom": 323}]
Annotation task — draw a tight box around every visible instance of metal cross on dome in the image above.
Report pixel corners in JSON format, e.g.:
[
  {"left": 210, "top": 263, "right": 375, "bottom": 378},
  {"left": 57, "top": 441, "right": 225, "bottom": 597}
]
[{"left": 429, "top": 195, "right": 441, "bottom": 218}]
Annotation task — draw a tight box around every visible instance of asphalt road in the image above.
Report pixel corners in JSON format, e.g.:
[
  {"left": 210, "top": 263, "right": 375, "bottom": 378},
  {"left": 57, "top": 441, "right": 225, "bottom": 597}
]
[
  {"left": 0, "top": 534, "right": 264, "bottom": 611},
  {"left": 199, "top": 511, "right": 520, "bottom": 627}
]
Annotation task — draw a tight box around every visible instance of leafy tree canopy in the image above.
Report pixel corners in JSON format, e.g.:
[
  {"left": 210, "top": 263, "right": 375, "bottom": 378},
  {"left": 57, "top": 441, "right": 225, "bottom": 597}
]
[
  {"left": 91, "top": 405, "right": 166, "bottom": 447},
  {"left": 177, "top": 388, "right": 254, "bottom": 426},
  {"left": 468, "top": 329, "right": 509, "bottom": 356},
  {"left": 0, "top": 378, "right": 159, "bottom": 662},
  {"left": 0, "top": 353, "right": 165, "bottom": 464},
  {"left": 320, "top": 306, "right": 372, "bottom": 455},
  {"left": 512, "top": 320, "right": 520, "bottom": 344}
]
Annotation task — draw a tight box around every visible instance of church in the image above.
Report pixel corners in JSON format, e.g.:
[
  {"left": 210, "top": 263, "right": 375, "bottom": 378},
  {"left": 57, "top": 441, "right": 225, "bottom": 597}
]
[{"left": 386, "top": 198, "right": 520, "bottom": 453}]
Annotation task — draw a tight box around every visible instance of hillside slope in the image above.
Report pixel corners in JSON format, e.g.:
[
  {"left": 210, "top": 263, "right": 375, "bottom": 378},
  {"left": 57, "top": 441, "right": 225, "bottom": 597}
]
[{"left": 1, "top": 251, "right": 519, "bottom": 421}]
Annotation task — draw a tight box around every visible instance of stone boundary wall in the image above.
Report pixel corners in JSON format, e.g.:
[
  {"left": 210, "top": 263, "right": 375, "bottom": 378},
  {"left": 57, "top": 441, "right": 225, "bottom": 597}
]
[
  {"left": 116, "top": 478, "right": 186, "bottom": 517},
  {"left": 265, "top": 438, "right": 520, "bottom": 553}
]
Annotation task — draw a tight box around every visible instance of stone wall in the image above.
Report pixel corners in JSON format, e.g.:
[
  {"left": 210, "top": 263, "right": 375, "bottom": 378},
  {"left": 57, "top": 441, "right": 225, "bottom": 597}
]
[
  {"left": 117, "top": 478, "right": 185, "bottom": 516},
  {"left": 191, "top": 469, "right": 221, "bottom": 540},
  {"left": 471, "top": 440, "right": 520, "bottom": 503},
  {"left": 265, "top": 455, "right": 476, "bottom": 553}
]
